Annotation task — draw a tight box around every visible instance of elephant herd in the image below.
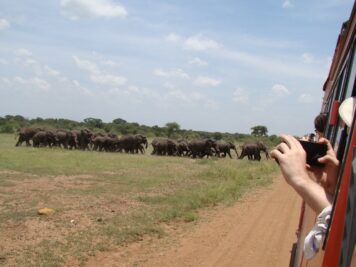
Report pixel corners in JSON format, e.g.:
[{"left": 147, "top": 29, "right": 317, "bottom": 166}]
[
  {"left": 151, "top": 138, "right": 240, "bottom": 159},
  {"left": 15, "top": 127, "right": 269, "bottom": 160},
  {"left": 15, "top": 127, "right": 147, "bottom": 153}
]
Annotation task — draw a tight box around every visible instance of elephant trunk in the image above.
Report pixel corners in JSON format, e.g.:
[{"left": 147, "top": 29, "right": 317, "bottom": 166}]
[
  {"left": 234, "top": 148, "right": 239, "bottom": 157},
  {"left": 238, "top": 150, "right": 244, "bottom": 159},
  {"left": 265, "top": 150, "right": 270, "bottom": 159}
]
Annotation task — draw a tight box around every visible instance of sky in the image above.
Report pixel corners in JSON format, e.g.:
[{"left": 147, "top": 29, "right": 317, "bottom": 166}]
[{"left": 0, "top": 0, "right": 354, "bottom": 136}]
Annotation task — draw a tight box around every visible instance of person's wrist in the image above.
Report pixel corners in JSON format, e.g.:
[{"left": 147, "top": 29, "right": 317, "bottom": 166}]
[{"left": 287, "top": 173, "right": 310, "bottom": 189}]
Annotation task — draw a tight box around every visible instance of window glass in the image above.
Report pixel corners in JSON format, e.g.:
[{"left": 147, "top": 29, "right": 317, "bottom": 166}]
[{"left": 344, "top": 44, "right": 356, "bottom": 98}]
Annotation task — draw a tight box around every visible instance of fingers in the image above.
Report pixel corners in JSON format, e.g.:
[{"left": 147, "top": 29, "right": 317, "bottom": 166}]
[
  {"left": 270, "top": 149, "right": 283, "bottom": 160},
  {"left": 318, "top": 154, "right": 339, "bottom": 166},
  {"left": 280, "top": 134, "right": 293, "bottom": 148},
  {"left": 280, "top": 134, "right": 304, "bottom": 151},
  {"left": 318, "top": 137, "right": 337, "bottom": 157},
  {"left": 276, "top": 142, "right": 289, "bottom": 153}
]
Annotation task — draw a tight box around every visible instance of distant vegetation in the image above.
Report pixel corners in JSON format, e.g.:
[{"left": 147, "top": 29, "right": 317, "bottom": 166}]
[{"left": 0, "top": 115, "right": 279, "bottom": 146}]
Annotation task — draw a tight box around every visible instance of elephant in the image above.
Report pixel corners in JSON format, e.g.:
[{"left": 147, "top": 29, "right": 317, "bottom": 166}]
[
  {"left": 151, "top": 138, "right": 177, "bottom": 156},
  {"left": 32, "top": 130, "right": 56, "bottom": 148},
  {"left": 119, "top": 134, "right": 148, "bottom": 154},
  {"left": 91, "top": 135, "right": 119, "bottom": 152},
  {"left": 71, "top": 129, "right": 93, "bottom": 150},
  {"left": 54, "top": 130, "right": 68, "bottom": 148},
  {"left": 134, "top": 134, "right": 148, "bottom": 153},
  {"left": 214, "top": 140, "right": 238, "bottom": 158},
  {"left": 239, "top": 142, "right": 269, "bottom": 161},
  {"left": 15, "top": 127, "right": 43, "bottom": 146},
  {"left": 54, "top": 129, "right": 77, "bottom": 149},
  {"left": 188, "top": 138, "right": 217, "bottom": 158},
  {"left": 176, "top": 139, "right": 189, "bottom": 156}
]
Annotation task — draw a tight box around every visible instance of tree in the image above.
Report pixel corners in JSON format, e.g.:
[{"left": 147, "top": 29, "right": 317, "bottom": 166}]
[
  {"left": 213, "top": 132, "right": 223, "bottom": 140},
  {"left": 112, "top": 118, "right": 127, "bottom": 124},
  {"left": 165, "top": 122, "right": 180, "bottom": 138},
  {"left": 83, "top": 118, "right": 103, "bottom": 129},
  {"left": 251, "top": 125, "right": 268, "bottom": 137}
]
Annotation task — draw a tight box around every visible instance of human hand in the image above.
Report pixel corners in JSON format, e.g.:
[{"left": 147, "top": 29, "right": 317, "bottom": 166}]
[
  {"left": 307, "top": 138, "right": 339, "bottom": 194},
  {"left": 270, "top": 135, "right": 309, "bottom": 187}
]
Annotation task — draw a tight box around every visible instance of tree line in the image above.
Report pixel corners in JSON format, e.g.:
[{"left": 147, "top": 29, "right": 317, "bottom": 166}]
[{"left": 0, "top": 115, "right": 279, "bottom": 145}]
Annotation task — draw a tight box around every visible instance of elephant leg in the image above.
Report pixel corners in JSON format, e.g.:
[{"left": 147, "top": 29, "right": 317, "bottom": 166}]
[
  {"left": 227, "top": 151, "right": 232, "bottom": 158},
  {"left": 26, "top": 139, "right": 31, "bottom": 146},
  {"left": 139, "top": 145, "right": 145, "bottom": 154}
]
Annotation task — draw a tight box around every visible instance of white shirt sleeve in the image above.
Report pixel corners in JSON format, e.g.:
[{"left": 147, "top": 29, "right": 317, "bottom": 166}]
[{"left": 303, "top": 205, "right": 333, "bottom": 260}]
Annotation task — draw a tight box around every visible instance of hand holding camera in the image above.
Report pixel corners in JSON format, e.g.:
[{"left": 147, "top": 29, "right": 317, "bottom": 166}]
[{"left": 298, "top": 140, "right": 327, "bottom": 167}]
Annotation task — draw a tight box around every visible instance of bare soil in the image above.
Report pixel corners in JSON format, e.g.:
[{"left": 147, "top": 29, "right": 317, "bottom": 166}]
[{"left": 85, "top": 175, "right": 301, "bottom": 267}]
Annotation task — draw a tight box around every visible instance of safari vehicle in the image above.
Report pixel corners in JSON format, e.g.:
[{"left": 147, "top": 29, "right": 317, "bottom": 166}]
[{"left": 290, "top": 3, "right": 356, "bottom": 267}]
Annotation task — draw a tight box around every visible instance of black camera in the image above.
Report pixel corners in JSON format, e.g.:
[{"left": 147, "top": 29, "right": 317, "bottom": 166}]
[{"left": 299, "top": 140, "right": 327, "bottom": 166}]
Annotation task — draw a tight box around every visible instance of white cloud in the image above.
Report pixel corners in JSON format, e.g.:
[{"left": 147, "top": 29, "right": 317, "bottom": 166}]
[
  {"left": 0, "top": 77, "right": 11, "bottom": 85},
  {"left": 271, "top": 84, "right": 289, "bottom": 96},
  {"left": 153, "top": 68, "right": 190, "bottom": 79},
  {"left": 32, "top": 77, "right": 51, "bottom": 92},
  {"left": 165, "top": 33, "right": 181, "bottom": 43},
  {"left": 73, "top": 56, "right": 99, "bottom": 73},
  {"left": 14, "top": 76, "right": 51, "bottom": 92},
  {"left": 0, "top": 58, "right": 8, "bottom": 65},
  {"left": 194, "top": 76, "right": 221, "bottom": 87},
  {"left": 282, "top": 0, "right": 294, "bottom": 8},
  {"left": 60, "top": 0, "right": 127, "bottom": 20},
  {"left": 168, "top": 89, "right": 218, "bottom": 110},
  {"left": 14, "top": 48, "right": 32, "bottom": 57},
  {"left": 73, "top": 55, "right": 126, "bottom": 86},
  {"left": 169, "top": 90, "right": 190, "bottom": 102},
  {"left": 184, "top": 35, "right": 220, "bottom": 51},
  {"left": 302, "top": 53, "right": 314, "bottom": 64},
  {"left": 298, "top": 93, "right": 313, "bottom": 104},
  {"left": 100, "top": 59, "right": 120, "bottom": 67},
  {"left": 0, "top": 19, "right": 10, "bottom": 30},
  {"left": 90, "top": 73, "right": 126, "bottom": 86},
  {"left": 23, "top": 58, "right": 43, "bottom": 76},
  {"left": 188, "top": 57, "right": 208, "bottom": 66},
  {"left": 73, "top": 80, "right": 93, "bottom": 96},
  {"left": 232, "top": 88, "right": 249, "bottom": 103},
  {"left": 44, "top": 65, "right": 60, "bottom": 77},
  {"left": 163, "top": 82, "right": 176, "bottom": 90}
]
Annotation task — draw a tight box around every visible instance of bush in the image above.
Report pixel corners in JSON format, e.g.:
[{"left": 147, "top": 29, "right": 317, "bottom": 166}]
[{"left": 0, "top": 125, "right": 14, "bottom": 133}]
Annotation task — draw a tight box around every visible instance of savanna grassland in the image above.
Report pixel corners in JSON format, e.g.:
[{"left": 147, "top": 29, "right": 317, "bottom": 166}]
[{"left": 0, "top": 134, "right": 279, "bottom": 266}]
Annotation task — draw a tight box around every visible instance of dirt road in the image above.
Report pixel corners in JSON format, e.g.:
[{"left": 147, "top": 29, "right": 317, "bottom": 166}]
[{"left": 86, "top": 175, "right": 301, "bottom": 267}]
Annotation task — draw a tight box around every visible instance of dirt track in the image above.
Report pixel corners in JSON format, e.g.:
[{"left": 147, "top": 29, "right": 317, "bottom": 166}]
[{"left": 86, "top": 175, "right": 301, "bottom": 267}]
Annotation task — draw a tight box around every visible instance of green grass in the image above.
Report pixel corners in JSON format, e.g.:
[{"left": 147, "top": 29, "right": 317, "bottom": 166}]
[{"left": 0, "top": 134, "right": 279, "bottom": 266}]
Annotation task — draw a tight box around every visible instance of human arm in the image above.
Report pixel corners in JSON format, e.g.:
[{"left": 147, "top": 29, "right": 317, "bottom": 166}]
[{"left": 271, "top": 135, "right": 333, "bottom": 214}]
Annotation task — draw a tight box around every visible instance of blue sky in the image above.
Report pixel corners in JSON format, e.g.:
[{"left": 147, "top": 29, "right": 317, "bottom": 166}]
[{"left": 0, "top": 0, "right": 354, "bottom": 135}]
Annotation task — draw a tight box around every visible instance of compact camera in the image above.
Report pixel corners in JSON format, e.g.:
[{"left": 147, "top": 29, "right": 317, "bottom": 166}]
[{"left": 299, "top": 140, "right": 327, "bottom": 166}]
